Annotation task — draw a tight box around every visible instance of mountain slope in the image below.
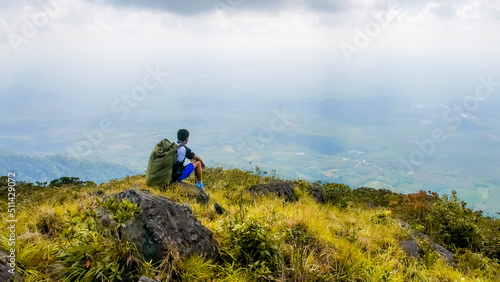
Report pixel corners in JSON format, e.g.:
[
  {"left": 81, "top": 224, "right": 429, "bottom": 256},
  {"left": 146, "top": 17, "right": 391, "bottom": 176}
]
[{"left": 0, "top": 168, "right": 498, "bottom": 281}]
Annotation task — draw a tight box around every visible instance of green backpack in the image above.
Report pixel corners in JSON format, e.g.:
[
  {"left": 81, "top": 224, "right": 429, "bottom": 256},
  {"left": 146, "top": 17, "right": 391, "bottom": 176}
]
[{"left": 145, "top": 139, "right": 179, "bottom": 187}]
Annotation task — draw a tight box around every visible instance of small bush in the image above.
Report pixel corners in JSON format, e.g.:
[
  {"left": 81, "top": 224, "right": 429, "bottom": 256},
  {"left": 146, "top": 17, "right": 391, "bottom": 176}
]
[
  {"left": 283, "top": 222, "right": 315, "bottom": 280},
  {"left": 353, "top": 187, "right": 402, "bottom": 207},
  {"left": 455, "top": 249, "right": 500, "bottom": 280},
  {"left": 55, "top": 207, "right": 142, "bottom": 281},
  {"left": 425, "top": 191, "right": 482, "bottom": 251},
  {"left": 0, "top": 175, "right": 7, "bottom": 187},
  {"left": 36, "top": 207, "right": 65, "bottom": 236},
  {"left": 49, "top": 177, "right": 85, "bottom": 187},
  {"left": 101, "top": 198, "right": 139, "bottom": 228},
  {"left": 219, "top": 216, "right": 282, "bottom": 279},
  {"left": 393, "top": 190, "right": 439, "bottom": 231},
  {"left": 323, "top": 182, "right": 352, "bottom": 208},
  {"left": 477, "top": 216, "right": 500, "bottom": 260},
  {"left": 369, "top": 210, "right": 393, "bottom": 225},
  {"left": 100, "top": 197, "right": 140, "bottom": 242}
]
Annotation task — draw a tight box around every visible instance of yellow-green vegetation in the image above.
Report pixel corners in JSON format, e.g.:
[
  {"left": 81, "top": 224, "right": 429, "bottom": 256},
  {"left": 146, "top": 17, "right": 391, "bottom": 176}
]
[{"left": 0, "top": 169, "right": 499, "bottom": 281}]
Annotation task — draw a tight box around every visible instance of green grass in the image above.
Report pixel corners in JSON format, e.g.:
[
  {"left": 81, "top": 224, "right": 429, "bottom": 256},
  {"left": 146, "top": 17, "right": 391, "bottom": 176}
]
[{"left": 0, "top": 169, "right": 499, "bottom": 281}]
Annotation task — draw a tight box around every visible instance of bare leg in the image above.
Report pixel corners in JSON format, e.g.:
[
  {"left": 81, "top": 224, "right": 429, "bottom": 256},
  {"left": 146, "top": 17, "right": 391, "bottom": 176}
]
[{"left": 192, "top": 160, "right": 203, "bottom": 182}]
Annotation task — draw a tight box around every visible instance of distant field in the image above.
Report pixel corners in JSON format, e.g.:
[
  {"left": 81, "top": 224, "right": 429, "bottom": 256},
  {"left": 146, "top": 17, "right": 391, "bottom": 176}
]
[{"left": 1, "top": 97, "right": 498, "bottom": 216}]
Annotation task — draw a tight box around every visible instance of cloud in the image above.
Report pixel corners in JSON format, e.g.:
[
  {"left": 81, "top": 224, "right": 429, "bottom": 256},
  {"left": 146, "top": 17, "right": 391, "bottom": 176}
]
[
  {"left": 424, "top": 1, "right": 457, "bottom": 19},
  {"left": 456, "top": 0, "right": 500, "bottom": 19},
  {"left": 416, "top": 0, "right": 500, "bottom": 21},
  {"left": 98, "top": 0, "right": 214, "bottom": 15},
  {"left": 93, "top": 0, "right": 349, "bottom": 16}
]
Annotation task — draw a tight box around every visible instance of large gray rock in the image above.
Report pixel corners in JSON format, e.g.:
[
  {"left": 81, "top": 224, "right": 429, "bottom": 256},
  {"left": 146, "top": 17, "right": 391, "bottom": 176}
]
[
  {"left": 310, "top": 183, "right": 325, "bottom": 204},
  {"left": 214, "top": 202, "right": 226, "bottom": 215},
  {"left": 431, "top": 242, "right": 455, "bottom": 265},
  {"left": 0, "top": 250, "right": 15, "bottom": 282},
  {"left": 249, "top": 181, "right": 297, "bottom": 202},
  {"left": 138, "top": 276, "right": 160, "bottom": 282},
  {"left": 100, "top": 189, "right": 218, "bottom": 263},
  {"left": 399, "top": 240, "right": 421, "bottom": 258},
  {"left": 174, "top": 182, "right": 210, "bottom": 204},
  {"left": 398, "top": 222, "right": 455, "bottom": 265},
  {"left": 399, "top": 236, "right": 455, "bottom": 265}
]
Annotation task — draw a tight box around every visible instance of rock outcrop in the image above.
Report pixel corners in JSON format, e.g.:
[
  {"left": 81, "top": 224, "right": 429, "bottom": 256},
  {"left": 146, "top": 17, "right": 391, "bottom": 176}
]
[
  {"left": 399, "top": 223, "right": 455, "bottom": 265},
  {"left": 138, "top": 276, "right": 160, "bottom": 282},
  {"left": 429, "top": 241, "right": 455, "bottom": 265},
  {"left": 399, "top": 239, "right": 455, "bottom": 265},
  {"left": 399, "top": 240, "right": 421, "bottom": 258},
  {"left": 249, "top": 181, "right": 297, "bottom": 202},
  {"left": 0, "top": 250, "right": 15, "bottom": 282},
  {"left": 99, "top": 189, "right": 218, "bottom": 263},
  {"left": 310, "top": 183, "right": 325, "bottom": 204},
  {"left": 214, "top": 202, "right": 226, "bottom": 215},
  {"left": 174, "top": 182, "right": 210, "bottom": 204}
]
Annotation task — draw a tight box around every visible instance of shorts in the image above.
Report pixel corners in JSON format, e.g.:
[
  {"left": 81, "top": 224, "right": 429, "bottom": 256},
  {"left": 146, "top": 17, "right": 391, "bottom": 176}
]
[{"left": 178, "top": 163, "right": 194, "bottom": 181}]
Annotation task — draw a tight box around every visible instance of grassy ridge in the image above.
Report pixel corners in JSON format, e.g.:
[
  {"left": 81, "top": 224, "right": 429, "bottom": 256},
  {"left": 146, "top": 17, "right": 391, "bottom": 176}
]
[{"left": 0, "top": 168, "right": 499, "bottom": 281}]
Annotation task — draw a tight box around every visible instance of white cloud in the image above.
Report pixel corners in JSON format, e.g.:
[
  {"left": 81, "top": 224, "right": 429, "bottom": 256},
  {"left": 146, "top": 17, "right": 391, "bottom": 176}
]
[
  {"left": 95, "top": 0, "right": 350, "bottom": 16},
  {"left": 223, "top": 146, "right": 235, "bottom": 153},
  {"left": 424, "top": 1, "right": 457, "bottom": 19},
  {"left": 456, "top": 0, "right": 500, "bottom": 19}
]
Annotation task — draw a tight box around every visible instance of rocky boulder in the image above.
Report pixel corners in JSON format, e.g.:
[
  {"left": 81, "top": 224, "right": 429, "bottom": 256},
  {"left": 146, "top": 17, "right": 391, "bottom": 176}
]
[
  {"left": 399, "top": 240, "right": 421, "bottom": 258},
  {"left": 249, "top": 181, "right": 297, "bottom": 202},
  {"left": 138, "top": 276, "right": 160, "bottom": 282},
  {"left": 310, "top": 183, "right": 325, "bottom": 204},
  {"left": 174, "top": 182, "right": 210, "bottom": 204},
  {"left": 214, "top": 202, "right": 226, "bottom": 215},
  {"left": 399, "top": 226, "right": 455, "bottom": 265},
  {"left": 0, "top": 250, "right": 15, "bottom": 282},
  {"left": 430, "top": 242, "right": 455, "bottom": 265},
  {"left": 99, "top": 189, "right": 218, "bottom": 263}
]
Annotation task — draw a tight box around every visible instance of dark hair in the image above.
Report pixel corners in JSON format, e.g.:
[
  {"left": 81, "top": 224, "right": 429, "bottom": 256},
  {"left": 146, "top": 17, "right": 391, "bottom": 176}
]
[{"left": 177, "top": 129, "right": 190, "bottom": 141}]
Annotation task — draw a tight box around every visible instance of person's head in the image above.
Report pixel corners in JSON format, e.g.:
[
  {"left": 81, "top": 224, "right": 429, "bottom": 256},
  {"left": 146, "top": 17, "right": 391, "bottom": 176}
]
[{"left": 177, "top": 129, "right": 190, "bottom": 142}]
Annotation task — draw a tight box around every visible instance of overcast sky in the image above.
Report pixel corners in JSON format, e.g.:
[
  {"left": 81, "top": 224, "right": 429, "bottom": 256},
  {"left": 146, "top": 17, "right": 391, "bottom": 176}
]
[
  {"left": 2, "top": 0, "right": 499, "bottom": 98},
  {"left": 1, "top": 0, "right": 500, "bottom": 154}
]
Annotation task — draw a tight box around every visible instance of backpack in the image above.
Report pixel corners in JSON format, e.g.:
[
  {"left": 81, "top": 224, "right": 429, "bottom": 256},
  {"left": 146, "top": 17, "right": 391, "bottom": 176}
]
[{"left": 145, "top": 139, "right": 179, "bottom": 186}]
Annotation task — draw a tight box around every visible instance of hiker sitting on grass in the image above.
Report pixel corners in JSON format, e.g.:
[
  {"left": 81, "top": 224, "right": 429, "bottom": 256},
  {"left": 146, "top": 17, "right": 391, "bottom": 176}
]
[{"left": 172, "top": 129, "right": 205, "bottom": 189}]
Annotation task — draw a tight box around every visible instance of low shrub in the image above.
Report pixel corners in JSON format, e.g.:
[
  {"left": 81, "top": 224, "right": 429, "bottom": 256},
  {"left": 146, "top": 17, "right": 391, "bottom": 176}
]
[
  {"left": 219, "top": 216, "right": 283, "bottom": 279},
  {"left": 353, "top": 187, "right": 402, "bottom": 207},
  {"left": 455, "top": 249, "right": 500, "bottom": 280},
  {"left": 323, "top": 182, "right": 352, "bottom": 208},
  {"left": 36, "top": 207, "right": 66, "bottom": 237}
]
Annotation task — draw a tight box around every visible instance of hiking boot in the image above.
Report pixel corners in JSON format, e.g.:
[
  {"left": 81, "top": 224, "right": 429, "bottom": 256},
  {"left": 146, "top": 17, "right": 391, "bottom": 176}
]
[{"left": 195, "top": 182, "right": 204, "bottom": 190}]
